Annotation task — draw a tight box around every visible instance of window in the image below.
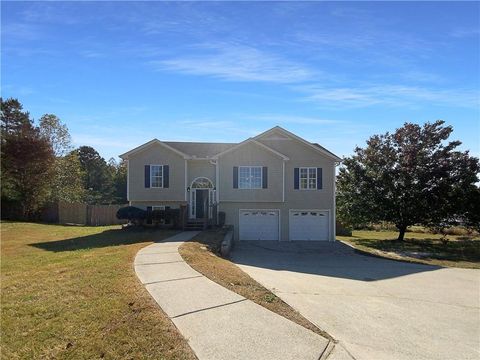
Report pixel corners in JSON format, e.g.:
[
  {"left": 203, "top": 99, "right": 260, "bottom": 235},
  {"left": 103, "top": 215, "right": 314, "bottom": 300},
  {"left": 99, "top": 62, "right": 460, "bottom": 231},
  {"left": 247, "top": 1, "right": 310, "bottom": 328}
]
[
  {"left": 239, "top": 166, "right": 262, "bottom": 189},
  {"left": 152, "top": 206, "right": 165, "bottom": 211},
  {"left": 300, "top": 167, "right": 317, "bottom": 190},
  {"left": 151, "top": 165, "right": 163, "bottom": 188}
]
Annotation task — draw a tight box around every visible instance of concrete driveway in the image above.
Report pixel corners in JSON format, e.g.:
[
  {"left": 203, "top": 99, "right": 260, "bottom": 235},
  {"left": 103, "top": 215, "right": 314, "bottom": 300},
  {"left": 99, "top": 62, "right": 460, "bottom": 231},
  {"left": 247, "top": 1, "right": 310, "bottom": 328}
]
[{"left": 232, "top": 241, "right": 480, "bottom": 360}]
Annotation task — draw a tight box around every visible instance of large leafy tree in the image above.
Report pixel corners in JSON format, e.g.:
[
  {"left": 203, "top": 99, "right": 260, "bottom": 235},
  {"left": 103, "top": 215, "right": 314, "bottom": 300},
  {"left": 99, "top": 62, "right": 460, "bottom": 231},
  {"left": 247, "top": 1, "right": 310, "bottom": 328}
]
[
  {"left": 337, "top": 120, "right": 480, "bottom": 241},
  {"left": 1, "top": 98, "right": 55, "bottom": 218}
]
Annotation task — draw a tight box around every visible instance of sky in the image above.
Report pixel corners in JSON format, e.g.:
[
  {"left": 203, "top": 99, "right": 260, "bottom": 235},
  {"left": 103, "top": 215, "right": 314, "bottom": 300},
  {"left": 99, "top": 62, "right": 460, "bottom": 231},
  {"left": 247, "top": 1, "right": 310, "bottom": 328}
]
[{"left": 2, "top": 1, "right": 479, "bottom": 161}]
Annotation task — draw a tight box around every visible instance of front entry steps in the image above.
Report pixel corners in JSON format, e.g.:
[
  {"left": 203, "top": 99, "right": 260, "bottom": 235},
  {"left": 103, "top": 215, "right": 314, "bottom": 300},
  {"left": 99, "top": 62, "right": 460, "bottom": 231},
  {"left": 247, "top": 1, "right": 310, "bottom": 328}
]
[{"left": 185, "top": 219, "right": 207, "bottom": 231}]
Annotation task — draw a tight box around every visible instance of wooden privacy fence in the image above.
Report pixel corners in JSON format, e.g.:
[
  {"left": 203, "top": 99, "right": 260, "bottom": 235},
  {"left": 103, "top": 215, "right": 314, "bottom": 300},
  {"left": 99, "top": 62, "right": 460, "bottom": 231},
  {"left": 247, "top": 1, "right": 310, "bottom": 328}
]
[{"left": 58, "top": 202, "right": 128, "bottom": 226}]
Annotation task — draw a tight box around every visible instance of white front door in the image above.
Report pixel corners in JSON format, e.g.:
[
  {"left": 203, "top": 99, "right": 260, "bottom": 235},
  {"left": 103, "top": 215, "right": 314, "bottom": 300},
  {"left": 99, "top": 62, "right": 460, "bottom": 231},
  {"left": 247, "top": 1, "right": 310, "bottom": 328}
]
[
  {"left": 239, "top": 210, "right": 279, "bottom": 240},
  {"left": 289, "top": 210, "right": 329, "bottom": 241}
]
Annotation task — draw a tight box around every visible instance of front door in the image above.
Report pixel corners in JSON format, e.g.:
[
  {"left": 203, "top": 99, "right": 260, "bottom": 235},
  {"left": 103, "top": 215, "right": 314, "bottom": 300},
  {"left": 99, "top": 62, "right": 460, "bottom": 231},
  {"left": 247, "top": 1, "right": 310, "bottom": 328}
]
[{"left": 195, "top": 189, "right": 208, "bottom": 219}]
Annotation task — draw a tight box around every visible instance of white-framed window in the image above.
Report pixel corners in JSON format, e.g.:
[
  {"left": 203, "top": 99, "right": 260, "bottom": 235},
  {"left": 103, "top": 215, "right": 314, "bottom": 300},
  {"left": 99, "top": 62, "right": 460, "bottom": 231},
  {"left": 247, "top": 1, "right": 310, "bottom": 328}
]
[
  {"left": 239, "top": 166, "right": 262, "bottom": 189},
  {"left": 151, "top": 165, "right": 163, "bottom": 188},
  {"left": 300, "top": 167, "right": 317, "bottom": 190}
]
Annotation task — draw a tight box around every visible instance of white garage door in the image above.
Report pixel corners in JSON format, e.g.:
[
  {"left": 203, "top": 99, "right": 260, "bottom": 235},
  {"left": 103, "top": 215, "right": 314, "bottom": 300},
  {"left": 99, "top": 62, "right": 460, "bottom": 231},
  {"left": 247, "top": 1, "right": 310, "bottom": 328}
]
[
  {"left": 290, "top": 210, "right": 329, "bottom": 241},
  {"left": 239, "top": 210, "right": 279, "bottom": 241}
]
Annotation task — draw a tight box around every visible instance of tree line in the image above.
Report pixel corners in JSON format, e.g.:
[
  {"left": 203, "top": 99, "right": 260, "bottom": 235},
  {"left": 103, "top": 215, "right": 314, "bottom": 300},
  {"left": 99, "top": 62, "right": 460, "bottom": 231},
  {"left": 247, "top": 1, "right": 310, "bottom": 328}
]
[{"left": 1, "top": 98, "right": 127, "bottom": 220}]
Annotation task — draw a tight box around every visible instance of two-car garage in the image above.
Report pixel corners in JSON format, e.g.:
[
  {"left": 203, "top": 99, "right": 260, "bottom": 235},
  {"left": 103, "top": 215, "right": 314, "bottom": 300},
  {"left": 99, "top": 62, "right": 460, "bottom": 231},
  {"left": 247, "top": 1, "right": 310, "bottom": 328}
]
[{"left": 238, "top": 209, "right": 330, "bottom": 241}]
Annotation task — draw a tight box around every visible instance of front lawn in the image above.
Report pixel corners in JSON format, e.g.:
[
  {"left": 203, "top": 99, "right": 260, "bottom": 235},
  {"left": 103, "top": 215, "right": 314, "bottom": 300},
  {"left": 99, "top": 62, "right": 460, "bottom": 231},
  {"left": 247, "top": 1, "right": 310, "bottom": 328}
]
[
  {"left": 1, "top": 222, "right": 196, "bottom": 359},
  {"left": 338, "top": 230, "right": 480, "bottom": 269}
]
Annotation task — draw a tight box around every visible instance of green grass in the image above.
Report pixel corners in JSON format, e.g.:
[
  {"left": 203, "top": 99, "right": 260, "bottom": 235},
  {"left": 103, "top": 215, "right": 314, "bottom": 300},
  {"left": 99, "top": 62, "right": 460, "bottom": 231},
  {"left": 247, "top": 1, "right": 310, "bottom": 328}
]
[
  {"left": 338, "top": 230, "right": 480, "bottom": 269},
  {"left": 1, "top": 222, "right": 196, "bottom": 360}
]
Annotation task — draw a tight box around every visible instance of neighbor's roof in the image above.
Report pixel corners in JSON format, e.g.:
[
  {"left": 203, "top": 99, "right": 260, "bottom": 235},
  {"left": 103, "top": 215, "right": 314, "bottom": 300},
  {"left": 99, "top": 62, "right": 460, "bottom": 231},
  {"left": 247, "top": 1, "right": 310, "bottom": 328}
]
[{"left": 163, "top": 141, "right": 236, "bottom": 158}]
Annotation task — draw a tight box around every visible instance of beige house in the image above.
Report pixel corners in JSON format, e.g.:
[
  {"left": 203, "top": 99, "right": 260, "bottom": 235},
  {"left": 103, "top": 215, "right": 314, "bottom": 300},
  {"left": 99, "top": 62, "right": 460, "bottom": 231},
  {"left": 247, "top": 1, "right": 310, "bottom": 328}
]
[{"left": 120, "top": 126, "right": 341, "bottom": 241}]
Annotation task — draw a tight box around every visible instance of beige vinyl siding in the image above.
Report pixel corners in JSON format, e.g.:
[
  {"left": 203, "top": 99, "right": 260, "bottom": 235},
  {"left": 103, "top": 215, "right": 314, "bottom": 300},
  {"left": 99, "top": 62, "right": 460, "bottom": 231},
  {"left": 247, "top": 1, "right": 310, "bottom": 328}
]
[
  {"left": 220, "top": 131, "right": 336, "bottom": 241},
  {"left": 257, "top": 136, "right": 335, "bottom": 210},
  {"left": 218, "top": 142, "right": 283, "bottom": 202},
  {"left": 128, "top": 143, "right": 186, "bottom": 202},
  {"left": 187, "top": 160, "right": 216, "bottom": 186}
]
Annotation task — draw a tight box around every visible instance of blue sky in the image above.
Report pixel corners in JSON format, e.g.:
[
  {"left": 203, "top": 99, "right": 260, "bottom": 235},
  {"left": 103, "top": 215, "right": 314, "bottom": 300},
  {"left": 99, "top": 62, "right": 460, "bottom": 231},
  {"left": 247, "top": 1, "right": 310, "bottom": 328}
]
[{"left": 2, "top": 1, "right": 479, "bottom": 161}]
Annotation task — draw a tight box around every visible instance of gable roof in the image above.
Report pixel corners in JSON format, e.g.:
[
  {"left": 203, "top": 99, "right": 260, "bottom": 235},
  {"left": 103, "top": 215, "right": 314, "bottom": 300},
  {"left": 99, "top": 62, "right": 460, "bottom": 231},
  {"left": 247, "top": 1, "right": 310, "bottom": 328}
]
[
  {"left": 254, "top": 126, "right": 342, "bottom": 162},
  {"left": 164, "top": 142, "right": 235, "bottom": 158},
  {"left": 212, "top": 138, "right": 289, "bottom": 160},
  {"left": 119, "top": 139, "right": 189, "bottom": 159},
  {"left": 119, "top": 126, "right": 341, "bottom": 162}
]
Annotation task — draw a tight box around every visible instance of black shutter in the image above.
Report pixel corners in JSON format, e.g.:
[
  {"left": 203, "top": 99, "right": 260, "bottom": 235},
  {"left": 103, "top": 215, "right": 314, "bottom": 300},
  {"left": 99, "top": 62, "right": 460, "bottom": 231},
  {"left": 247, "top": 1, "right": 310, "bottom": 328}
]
[
  {"left": 163, "top": 165, "right": 169, "bottom": 188},
  {"left": 294, "top": 168, "right": 299, "bottom": 189},
  {"left": 145, "top": 165, "right": 150, "bottom": 188},
  {"left": 233, "top": 166, "right": 238, "bottom": 189},
  {"left": 262, "top": 167, "right": 268, "bottom": 189},
  {"left": 317, "top": 168, "right": 323, "bottom": 189}
]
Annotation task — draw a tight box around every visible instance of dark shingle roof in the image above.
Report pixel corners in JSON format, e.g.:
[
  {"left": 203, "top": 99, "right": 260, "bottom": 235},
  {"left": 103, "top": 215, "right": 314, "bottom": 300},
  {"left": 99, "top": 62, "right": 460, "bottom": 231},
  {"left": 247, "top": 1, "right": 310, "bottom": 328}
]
[
  {"left": 163, "top": 141, "right": 237, "bottom": 158},
  {"left": 311, "top": 143, "right": 341, "bottom": 160}
]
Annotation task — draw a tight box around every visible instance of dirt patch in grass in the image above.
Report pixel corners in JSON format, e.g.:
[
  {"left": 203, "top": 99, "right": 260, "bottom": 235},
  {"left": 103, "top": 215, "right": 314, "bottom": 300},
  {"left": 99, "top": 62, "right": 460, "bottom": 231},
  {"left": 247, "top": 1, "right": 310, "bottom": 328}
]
[
  {"left": 339, "top": 230, "right": 480, "bottom": 269},
  {"left": 178, "top": 229, "right": 334, "bottom": 341},
  {"left": 1, "top": 221, "right": 196, "bottom": 359}
]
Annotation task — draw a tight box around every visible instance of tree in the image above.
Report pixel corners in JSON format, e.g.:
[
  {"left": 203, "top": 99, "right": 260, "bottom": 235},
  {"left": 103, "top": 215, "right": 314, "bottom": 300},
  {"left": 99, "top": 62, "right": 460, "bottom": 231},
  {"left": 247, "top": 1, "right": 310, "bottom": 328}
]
[
  {"left": 39, "top": 114, "right": 72, "bottom": 156},
  {"left": 38, "top": 114, "right": 85, "bottom": 203},
  {"left": 113, "top": 159, "right": 128, "bottom": 204},
  {"left": 75, "top": 146, "right": 115, "bottom": 204},
  {"left": 0, "top": 98, "right": 31, "bottom": 136},
  {"left": 1, "top": 99, "right": 55, "bottom": 218},
  {"left": 50, "top": 152, "right": 86, "bottom": 203},
  {"left": 337, "top": 120, "right": 480, "bottom": 241}
]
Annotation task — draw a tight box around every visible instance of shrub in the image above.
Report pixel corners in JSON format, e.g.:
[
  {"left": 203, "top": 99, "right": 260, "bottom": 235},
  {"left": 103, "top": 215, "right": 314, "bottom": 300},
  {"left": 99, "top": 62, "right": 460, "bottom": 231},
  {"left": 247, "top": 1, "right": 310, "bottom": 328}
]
[{"left": 116, "top": 206, "right": 146, "bottom": 225}]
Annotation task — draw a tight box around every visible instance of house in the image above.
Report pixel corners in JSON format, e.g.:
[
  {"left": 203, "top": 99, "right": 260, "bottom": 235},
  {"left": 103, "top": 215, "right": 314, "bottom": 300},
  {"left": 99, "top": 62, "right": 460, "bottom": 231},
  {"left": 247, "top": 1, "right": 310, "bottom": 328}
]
[{"left": 119, "top": 126, "right": 341, "bottom": 241}]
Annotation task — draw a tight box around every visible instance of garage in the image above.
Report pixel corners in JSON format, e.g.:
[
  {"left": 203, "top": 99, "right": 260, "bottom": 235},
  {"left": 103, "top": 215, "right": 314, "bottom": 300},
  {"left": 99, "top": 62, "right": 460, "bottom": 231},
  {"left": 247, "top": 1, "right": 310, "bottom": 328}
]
[
  {"left": 239, "top": 210, "right": 279, "bottom": 240},
  {"left": 289, "top": 210, "right": 329, "bottom": 241}
]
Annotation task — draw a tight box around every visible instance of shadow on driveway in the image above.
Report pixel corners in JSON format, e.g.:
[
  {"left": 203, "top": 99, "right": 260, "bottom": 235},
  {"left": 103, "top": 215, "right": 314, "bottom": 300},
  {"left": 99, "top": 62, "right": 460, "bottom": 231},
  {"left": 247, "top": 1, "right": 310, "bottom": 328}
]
[{"left": 231, "top": 240, "right": 442, "bottom": 281}]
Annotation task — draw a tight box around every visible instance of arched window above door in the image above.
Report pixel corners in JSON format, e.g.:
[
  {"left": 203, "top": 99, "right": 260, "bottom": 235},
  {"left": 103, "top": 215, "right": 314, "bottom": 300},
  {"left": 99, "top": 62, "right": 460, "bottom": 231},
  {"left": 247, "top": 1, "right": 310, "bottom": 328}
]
[{"left": 191, "top": 177, "right": 214, "bottom": 189}]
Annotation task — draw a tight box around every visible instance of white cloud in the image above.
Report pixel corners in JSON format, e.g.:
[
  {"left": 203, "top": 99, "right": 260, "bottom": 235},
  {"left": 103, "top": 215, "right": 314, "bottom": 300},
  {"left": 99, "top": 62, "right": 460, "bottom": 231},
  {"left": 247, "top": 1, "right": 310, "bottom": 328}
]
[
  {"left": 246, "top": 114, "right": 343, "bottom": 125},
  {"left": 295, "top": 84, "right": 480, "bottom": 109},
  {"left": 178, "top": 119, "right": 261, "bottom": 137},
  {"left": 450, "top": 27, "right": 480, "bottom": 38},
  {"left": 151, "top": 43, "right": 315, "bottom": 83}
]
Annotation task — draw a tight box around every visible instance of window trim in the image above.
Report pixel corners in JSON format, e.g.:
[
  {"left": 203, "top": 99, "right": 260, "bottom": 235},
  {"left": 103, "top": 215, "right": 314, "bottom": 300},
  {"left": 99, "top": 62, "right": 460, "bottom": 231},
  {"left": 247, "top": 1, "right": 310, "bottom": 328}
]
[
  {"left": 299, "top": 167, "right": 317, "bottom": 190},
  {"left": 150, "top": 165, "right": 164, "bottom": 188},
  {"left": 238, "top": 166, "right": 263, "bottom": 189}
]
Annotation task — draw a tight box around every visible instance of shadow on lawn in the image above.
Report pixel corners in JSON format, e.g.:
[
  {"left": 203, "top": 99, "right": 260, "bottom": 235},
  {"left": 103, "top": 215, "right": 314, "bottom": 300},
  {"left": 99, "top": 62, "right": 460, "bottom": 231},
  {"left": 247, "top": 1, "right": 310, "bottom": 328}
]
[
  {"left": 353, "top": 237, "right": 480, "bottom": 263},
  {"left": 30, "top": 228, "right": 177, "bottom": 252},
  {"left": 231, "top": 240, "right": 445, "bottom": 282}
]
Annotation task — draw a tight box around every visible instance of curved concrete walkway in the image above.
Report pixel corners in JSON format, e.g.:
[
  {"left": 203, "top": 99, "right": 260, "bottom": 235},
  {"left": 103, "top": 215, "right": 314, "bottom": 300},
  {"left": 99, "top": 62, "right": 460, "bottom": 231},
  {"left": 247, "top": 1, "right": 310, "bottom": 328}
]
[{"left": 134, "top": 232, "right": 330, "bottom": 360}]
